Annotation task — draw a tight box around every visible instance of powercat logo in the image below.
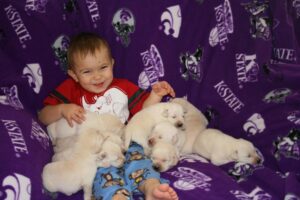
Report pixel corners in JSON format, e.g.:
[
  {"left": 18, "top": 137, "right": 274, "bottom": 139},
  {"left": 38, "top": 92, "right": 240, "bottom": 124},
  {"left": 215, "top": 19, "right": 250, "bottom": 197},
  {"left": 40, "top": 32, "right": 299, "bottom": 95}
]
[
  {"left": 138, "top": 45, "right": 164, "bottom": 89},
  {"left": 209, "top": 0, "right": 234, "bottom": 50},
  {"left": 159, "top": 5, "right": 182, "bottom": 38},
  {"left": 1, "top": 173, "right": 31, "bottom": 200},
  {"left": 22, "top": 63, "right": 43, "bottom": 94},
  {"left": 241, "top": 0, "right": 271, "bottom": 40},
  {"left": 168, "top": 167, "right": 212, "bottom": 191}
]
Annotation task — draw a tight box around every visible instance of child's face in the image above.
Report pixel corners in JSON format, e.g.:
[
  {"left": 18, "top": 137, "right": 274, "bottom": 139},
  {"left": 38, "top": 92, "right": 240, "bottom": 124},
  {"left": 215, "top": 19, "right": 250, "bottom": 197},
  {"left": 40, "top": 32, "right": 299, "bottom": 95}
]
[{"left": 68, "top": 48, "right": 114, "bottom": 94}]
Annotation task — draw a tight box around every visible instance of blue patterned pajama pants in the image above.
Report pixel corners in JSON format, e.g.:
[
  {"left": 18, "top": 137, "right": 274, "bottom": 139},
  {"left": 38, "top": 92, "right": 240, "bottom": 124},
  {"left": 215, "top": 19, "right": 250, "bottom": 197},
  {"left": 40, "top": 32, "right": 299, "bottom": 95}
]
[{"left": 92, "top": 142, "right": 168, "bottom": 200}]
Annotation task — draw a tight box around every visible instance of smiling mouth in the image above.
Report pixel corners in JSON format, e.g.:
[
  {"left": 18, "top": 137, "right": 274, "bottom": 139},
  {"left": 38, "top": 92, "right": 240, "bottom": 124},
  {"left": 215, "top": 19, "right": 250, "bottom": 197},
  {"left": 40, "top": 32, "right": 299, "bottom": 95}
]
[{"left": 94, "top": 82, "right": 104, "bottom": 87}]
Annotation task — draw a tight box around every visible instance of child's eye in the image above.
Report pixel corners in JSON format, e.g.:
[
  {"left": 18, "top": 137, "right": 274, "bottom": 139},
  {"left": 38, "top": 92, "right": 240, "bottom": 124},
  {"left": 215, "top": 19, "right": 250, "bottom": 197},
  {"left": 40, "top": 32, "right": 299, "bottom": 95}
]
[
  {"left": 82, "top": 70, "right": 90, "bottom": 74},
  {"left": 100, "top": 65, "right": 108, "bottom": 70}
]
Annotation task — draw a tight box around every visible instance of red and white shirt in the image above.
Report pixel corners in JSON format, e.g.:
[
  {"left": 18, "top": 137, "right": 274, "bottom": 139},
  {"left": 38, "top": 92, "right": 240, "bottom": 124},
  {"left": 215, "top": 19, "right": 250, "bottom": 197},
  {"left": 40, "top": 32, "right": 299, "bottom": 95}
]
[{"left": 43, "top": 78, "right": 149, "bottom": 123}]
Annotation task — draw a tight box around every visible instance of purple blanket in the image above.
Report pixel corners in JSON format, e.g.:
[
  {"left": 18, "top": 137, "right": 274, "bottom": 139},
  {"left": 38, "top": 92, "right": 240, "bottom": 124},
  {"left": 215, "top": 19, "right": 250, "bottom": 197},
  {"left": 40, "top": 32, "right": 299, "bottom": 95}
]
[{"left": 1, "top": 0, "right": 300, "bottom": 199}]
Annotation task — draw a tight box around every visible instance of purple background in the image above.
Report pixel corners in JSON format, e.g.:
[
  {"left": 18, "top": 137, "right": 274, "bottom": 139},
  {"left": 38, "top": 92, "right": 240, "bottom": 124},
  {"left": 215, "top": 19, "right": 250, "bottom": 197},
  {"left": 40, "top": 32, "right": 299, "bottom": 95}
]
[{"left": 1, "top": 0, "right": 300, "bottom": 199}]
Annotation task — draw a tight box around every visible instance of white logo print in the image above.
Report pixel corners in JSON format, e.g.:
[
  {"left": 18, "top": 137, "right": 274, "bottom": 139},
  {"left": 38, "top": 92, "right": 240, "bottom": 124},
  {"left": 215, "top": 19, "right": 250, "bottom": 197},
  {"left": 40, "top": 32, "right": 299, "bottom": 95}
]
[
  {"left": 236, "top": 54, "right": 259, "bottom": 88},
  {"left": 160, "top": 5, "right": 182, "bottom": 38},
  {"left": 31, "top": 119, "right": 50, "bottom": 149},
  {"left": 209, "top": 0, "right": 234, "bottom": 50},
  {"left": 139, "top": 44, "right": 164, "bottom": 89},
  {"left": 82, "top": 88, "right": 129, "bottom": 123},
  {"left": 1, "top": 173, "right": 31, "bottom": 200},
  {"left": 230, "top": 186, "right": 272, "bottom": 200},
  {"left": 22, "top": 63, "right": 43, "bottom": 94},
  {"left": 169, "top": 167, "right": 212, "bottom": 191},
  {"left": 25, "top": 0, "right": 48, "bottom": 14},
  {"left": 0, "top": 85, "right": 24, "bottom": 110},
  {"left": 243, "top": 113, "right": 266, "bottom": 136}
]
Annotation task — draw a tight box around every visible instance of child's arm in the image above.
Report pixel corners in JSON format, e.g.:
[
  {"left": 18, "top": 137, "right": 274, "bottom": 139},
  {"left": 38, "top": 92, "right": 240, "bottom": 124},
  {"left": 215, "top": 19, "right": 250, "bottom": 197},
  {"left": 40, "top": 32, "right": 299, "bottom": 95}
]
[
  {"left": 38, "top": 103, "right": 85, "bottom": 127},
  {"left": 143, "top": 81, "right": 175, "bottom": 108}
]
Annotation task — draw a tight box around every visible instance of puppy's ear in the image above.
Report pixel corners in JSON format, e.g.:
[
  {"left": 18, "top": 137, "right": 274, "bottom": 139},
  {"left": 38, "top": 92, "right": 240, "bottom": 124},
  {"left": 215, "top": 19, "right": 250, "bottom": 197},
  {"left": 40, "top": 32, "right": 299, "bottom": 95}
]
[{"left": 162, "top": 109, "right": 169, "bottom": 118}]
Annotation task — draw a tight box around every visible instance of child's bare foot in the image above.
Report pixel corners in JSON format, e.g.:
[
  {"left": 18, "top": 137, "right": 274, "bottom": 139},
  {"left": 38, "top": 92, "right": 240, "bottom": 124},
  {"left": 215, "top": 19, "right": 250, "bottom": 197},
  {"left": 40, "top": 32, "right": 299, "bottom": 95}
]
[
  {"left": 140, "top": 179, "right": 178, "bottom": 200},
  {"left": 149, "top": 183, "right": 178, "bottom": 200}
]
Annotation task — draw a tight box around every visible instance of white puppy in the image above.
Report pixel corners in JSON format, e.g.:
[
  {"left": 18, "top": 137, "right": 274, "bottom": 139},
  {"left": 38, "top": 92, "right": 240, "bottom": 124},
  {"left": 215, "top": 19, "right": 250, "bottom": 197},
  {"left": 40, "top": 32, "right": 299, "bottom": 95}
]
[
  {"left": 47, "top": 111, "right": 124, "bottom": 144},
  {"left": 148, "top": 121, "right": 185, "bottom": 152},
  {"left": 97, "top": 133, "right": 125, "bottom": 168},
  {"left": 124, "top": 102, "right": 185, "bottom": 155},
  {"left": 193, "top": 128, "right": 261, "bottom": 166},
  {"left": 170, "top": 98, "right": 208, "bottom": 155},
  {"left": 150, "top": 141, "right": 180, "bottom": 172},
  {"left": 42, "top": 128, "right": 106, "bottom": 200}
]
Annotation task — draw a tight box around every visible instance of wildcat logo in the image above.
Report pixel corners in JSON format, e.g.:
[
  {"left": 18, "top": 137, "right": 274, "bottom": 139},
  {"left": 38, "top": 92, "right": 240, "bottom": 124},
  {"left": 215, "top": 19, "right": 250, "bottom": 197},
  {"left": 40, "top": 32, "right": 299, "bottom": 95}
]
[
  {"left": 209, "top": 0, "right": 234, "bottom": 50},
  {"left": 293, "top": 0, "right": 300, "bottom": 18},
  {"left": 52, "top": 35, "right": 70, "bottom": 73},
  {"left": 243, "top": 113, "right": 266, "bottom": 136},
  {"left": 273, "top": 129, "right": 300, "bottom": 160},
  {"left": 287, "top": 110, "right": 300, "bottom": 125},
  {"left": 0, "top": 85, "right": 24, "bottom": 110},
  {"left": 169, "top": 167, "right": 212, "bottom": 191},
  {"left": 235, "top": 54, "right": 259, "bottom": 88},
  {"left": 160, "top": 5, "right": 182, "bottom": 38},
  {"left": 228, "top": 150, "right": 264, "bottom": 182},
  {"left": 231, "top": 186, "right": 271, "bottom": 200},
  {"left": 1, "top": 173, "right": 31, "bottom": 200},
  {"left": 22, "top": 63, "right": 43, "bottom": 94},
  {"left": 179, "top": 46, "right": 203, "bottom": 82},
  {"left": 112, "top": 8, "right": 135, "bottom": 47},
  {"left": 241, "top": 0, "right": 271, "bottom": 40},
  {"left": 263, "top": 88, "right": 292, "bottom": 104},
  {"left": 25, "top": 0, "right": 48, "bottom": 15},
  {"left": 31, "top": 119, "right": 50, "bottom": 150},
  {"left": 138, "top": 45, "right": 164, "bottom": 89}
]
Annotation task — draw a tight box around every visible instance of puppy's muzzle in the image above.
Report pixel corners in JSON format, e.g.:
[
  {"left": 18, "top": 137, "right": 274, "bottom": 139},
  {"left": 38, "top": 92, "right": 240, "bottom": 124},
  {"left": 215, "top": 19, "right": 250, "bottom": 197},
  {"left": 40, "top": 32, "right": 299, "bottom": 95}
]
[
  {"left": 175, "top": 121, "right": 185, "bottom": 130},
  {"left": 148, "top": 138, "right": 155, "bottom": 147},
  {"left": 153, "top": 164, "right": 162, "bottom": 172}
]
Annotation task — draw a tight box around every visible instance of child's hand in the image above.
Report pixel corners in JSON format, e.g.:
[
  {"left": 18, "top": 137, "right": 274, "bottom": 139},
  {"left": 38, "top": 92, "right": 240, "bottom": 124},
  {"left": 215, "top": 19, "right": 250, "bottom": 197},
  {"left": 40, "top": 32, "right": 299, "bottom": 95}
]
[
  {"left": 61, "top": 104, "right": 86, "bottom": 127},
  {"left": 152, "top": 81, "right": 175, "bottom": 98}
]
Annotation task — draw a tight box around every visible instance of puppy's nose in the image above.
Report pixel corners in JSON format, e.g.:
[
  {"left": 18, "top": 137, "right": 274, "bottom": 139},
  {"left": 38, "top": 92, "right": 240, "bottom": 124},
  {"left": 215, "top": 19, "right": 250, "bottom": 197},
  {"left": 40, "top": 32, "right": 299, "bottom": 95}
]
[
  {"left": 153, "top": 165, "right": 161, "bottom": 172},
  {"left": 175, "top": 122, "right": 183, "bottom": 128},
  {"left": 256, "top": 157, "right": 262, "bottom": 164},
  {"left": 148, "top": 138, "right": 155, "bottom": 147}
]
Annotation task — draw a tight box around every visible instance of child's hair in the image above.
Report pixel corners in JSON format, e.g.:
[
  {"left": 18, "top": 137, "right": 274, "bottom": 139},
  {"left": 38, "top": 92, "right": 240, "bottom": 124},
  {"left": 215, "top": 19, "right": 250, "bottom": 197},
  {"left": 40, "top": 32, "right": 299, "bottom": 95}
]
[{"left": 67, "top": 32, "right": 112, "bottom": 69}]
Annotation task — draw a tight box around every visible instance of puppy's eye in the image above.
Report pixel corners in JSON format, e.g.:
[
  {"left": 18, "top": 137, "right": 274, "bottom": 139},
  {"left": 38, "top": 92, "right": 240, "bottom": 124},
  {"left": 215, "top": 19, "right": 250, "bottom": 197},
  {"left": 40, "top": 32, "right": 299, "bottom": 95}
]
[
  {"left": 158, "top": 136, "right": 162, "bottom": 139},
  {"left": 172, "top": 115, "right": 176, "bottom": 119},
  {"left": 162, "top": 159, "right": 167, "bottom": 162}
]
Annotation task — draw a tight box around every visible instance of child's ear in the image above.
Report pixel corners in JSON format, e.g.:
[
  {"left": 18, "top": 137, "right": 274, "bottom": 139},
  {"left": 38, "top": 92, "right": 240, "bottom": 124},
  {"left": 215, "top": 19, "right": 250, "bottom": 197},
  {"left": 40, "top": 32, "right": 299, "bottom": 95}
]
[
  {"left": 67, "top": 69, "right": 79, "bottom": 82},
  {"left": 111, "top": 58, "right": 115, "bottom": 66}
]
